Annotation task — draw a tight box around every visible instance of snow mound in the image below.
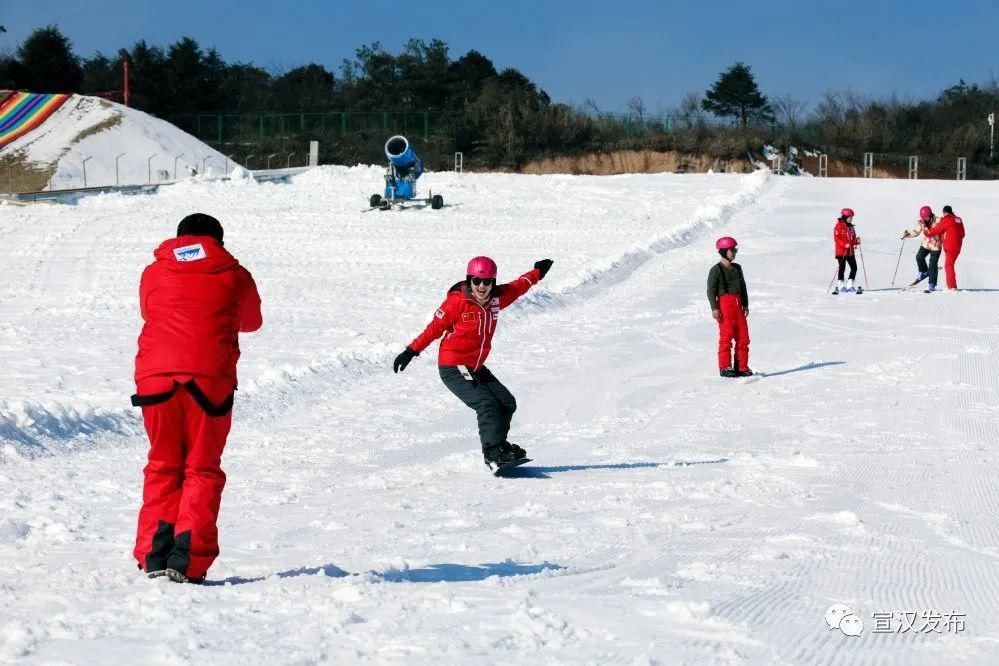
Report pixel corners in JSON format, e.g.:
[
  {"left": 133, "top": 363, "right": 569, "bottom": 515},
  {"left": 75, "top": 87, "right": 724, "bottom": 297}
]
[{"left": 2, "top": 94, "right": 231, "bottom": 189}]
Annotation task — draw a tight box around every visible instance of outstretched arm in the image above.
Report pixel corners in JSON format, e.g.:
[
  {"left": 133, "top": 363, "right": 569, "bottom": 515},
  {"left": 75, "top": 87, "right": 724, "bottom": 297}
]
[{"left": 497, "top": 259, "right": 553, "bottom": 309}]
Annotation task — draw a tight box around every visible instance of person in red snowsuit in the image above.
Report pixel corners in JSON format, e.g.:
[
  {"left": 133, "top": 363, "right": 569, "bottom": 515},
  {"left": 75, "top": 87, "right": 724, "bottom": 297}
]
[
  {"left": 833, "top": 207, "right": 861, "bottom": 293},
  {"left": 708, "top": 237, "right": 751, "bottom": 377},
  {"left": 393, "top": 256, "right": 553, "bottom": 471},
  {"left": 922, "top": 204, "right": 965, "bottom": 290},
  {"left": 132, "top": 214, "right": 262, "bottom": 583}
]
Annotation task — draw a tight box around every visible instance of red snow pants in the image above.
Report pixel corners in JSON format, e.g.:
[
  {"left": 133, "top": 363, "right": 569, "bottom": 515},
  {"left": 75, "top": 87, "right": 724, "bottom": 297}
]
[
  {"left": 943, "top": 241, "right": 962, "bottom": 289},
  {"left": 717, "top": 294, "right": 750, "bottom": 371},
  {"left": 133, "top": 377, "right": 232, "bottom": 580}
]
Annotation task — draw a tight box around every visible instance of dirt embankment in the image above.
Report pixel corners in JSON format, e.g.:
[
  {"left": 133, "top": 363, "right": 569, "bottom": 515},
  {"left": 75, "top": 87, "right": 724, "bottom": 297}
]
[
  {"left": 491, "top": 150, "right": 951, "bottom": 179},
  {"left": 507, "top": 151, "right": 755, "bottom": 175}
]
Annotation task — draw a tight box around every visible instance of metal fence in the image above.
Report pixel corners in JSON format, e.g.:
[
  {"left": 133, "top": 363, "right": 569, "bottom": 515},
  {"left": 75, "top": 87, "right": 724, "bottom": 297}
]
[{"left": 172, "top": 111, "right": 444, "bottom": 144}]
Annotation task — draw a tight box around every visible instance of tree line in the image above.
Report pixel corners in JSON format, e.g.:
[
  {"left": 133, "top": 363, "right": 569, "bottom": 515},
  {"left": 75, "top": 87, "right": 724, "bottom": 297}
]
[{"left": 1, "top": 26, "right": 996, "bottom": 175}]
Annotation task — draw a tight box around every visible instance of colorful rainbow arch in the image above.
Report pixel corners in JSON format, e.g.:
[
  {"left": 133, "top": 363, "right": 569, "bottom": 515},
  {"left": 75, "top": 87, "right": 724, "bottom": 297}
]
[{"left": 0, "top": 92, "right": 71, "bottom": 151}]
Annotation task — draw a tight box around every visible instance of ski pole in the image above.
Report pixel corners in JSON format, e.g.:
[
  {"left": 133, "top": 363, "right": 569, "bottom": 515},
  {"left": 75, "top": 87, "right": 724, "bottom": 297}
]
[
  {"left": 858, "top": 244, "right": 870, "bottom": 291},
  {"left": 826, "top": 265, "right": 839, "bottom": 294},
  {"left": 890, "top": 237, "right": 905, "bottom": 286}
]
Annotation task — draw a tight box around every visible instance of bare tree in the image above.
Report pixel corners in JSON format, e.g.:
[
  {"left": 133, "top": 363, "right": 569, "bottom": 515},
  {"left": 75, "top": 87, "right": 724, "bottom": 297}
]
[
  {"left": 774, "top": 95, "right": 807, "bottom": 130},
  {"left": 626, "top": 96, "right": 646, "bottom": 120},
  {"left": 675, "top": 91, "right": 706, "bottom": 129}
]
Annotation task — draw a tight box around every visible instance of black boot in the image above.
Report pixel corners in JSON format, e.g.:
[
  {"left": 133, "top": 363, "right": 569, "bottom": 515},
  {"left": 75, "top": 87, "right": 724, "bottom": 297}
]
[
  {"left": 501, "top": 441, "right": 528, "bottom": 460},
  {"left": 483, "top": 444, "right": 518, "bottom": 471},
  {"left": 720, "top": 368, "right": 739, "bottom": 378}
]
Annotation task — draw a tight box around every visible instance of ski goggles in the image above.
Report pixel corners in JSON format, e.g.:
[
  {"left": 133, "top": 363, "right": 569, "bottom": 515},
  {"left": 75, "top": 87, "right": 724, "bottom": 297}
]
[{"left": 469, "top": 277, "right": 495, "bottom": 286}]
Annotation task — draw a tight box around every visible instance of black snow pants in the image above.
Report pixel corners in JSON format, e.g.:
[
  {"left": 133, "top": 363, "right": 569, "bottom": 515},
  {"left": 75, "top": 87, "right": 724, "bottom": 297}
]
[
  {"left": 439, "top": 365, "right": 517, "bottom": 450},
  {"left": 836, "top": 255, "right": 858, "bottom": 281},
  {"left": 916, "top": 246, "right": 941, "bottom": 286}
]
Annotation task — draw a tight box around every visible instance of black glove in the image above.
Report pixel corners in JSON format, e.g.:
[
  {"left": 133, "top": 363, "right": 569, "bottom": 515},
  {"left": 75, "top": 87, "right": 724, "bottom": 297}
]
[
  {"left": 393, "top": 347, "right": 417, "bottom": 373},
  {"left": 534, "top": 259, "right": 554, "bottom": 279}
]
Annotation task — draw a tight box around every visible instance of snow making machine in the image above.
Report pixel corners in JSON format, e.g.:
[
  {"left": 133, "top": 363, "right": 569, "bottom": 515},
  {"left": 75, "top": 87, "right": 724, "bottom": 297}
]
[{"left": 368, "top": 135, "right": 444, "bottom": 211}]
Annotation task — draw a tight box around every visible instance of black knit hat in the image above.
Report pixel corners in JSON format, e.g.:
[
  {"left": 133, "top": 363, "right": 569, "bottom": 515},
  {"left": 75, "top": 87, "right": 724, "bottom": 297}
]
[
  {"left": 177, "top": 213, "right": 223, "bottom": 242},
  {"left": 942, "top": 205, "right": 953, "bottom": 214}
]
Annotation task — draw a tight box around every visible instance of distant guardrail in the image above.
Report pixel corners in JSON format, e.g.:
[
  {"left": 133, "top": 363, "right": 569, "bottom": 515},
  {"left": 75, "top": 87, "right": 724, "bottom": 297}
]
[{"left": 6, "top": 167, "right": 313, "bottom": 204}]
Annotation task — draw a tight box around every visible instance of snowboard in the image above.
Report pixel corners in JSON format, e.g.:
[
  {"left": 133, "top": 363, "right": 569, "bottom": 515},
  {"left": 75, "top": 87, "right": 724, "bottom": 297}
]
[{"left": 492, "top": 457, "right": 532, "bottom": 477}]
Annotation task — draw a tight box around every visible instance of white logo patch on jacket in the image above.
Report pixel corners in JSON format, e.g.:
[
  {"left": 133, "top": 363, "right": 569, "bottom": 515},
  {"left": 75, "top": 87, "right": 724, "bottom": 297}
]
[
  {"left": 173, "top": 243, "right": 207, "bottom": 262},
  {"left": 490, "top": 297, "right": 500, "bottom": 320}
]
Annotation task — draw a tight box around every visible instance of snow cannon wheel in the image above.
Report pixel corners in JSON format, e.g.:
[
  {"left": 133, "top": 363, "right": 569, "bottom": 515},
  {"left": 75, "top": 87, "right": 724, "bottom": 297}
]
[
  {"left": 431, "top": 194, "right": 444, "bottom": 210},
  {"left": 369, "top": 194, "right": 382, "bottom": 208}
]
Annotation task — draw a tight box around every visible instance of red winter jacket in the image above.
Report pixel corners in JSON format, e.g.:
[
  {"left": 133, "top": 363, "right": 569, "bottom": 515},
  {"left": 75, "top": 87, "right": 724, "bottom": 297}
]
[
  {"left": 923, "top": 213, "right": 965, "bottom": 252},
  {"left": 409, "top": 269, "right": 541, "bottom": 370},
  {"left": 833, "top": 220, "right": 860, "bottom": 256},
  {"left": 135, "top": 236, "right": 262, "bottom": 386}
]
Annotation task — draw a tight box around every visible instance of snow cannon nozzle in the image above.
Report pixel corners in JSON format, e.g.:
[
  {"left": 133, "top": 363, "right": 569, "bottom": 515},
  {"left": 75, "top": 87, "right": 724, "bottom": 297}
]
[{"left": 385, "top": 135, "right": 418, "bottom": 170}]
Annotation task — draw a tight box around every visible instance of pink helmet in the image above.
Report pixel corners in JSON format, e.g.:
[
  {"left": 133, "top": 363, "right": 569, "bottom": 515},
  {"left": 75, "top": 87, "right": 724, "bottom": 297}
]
[
  {"left": 715, "top": 236, "right": 738, "bottom": 251},
  {"left": 919, "top": 205, "right": 933, "bottom": 220},
  {"left": 466, "top": 256, "right": 497, "bottom": 279},
  {"left": 840, "top": 207, "right": 855, "bottom": 219}
]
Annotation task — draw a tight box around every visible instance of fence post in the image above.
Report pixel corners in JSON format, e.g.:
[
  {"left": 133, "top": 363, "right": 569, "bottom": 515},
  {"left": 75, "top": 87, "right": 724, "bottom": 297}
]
[
  {"left": 286, "top": 153, "right": 295, "bottom": 168},
  {"left": 116, "top": 152, "right": 126, "bottom": 186},
  {"left": 863, "top": 152, "right": 874, "bottom": 178},
  {"left": 267, "top": 153, "right": 278, "bottom": 169},
  {"left": 309, "top": 141, "right": 319, "bottom": 167},
  {"left": 956, "top": 157, "right": 967, "bottom": 180},
  {"left": 246, "top": 154, "right": 255, "bottom": 170},
  {"left": 147, "top": 153, "right": 157, "bottom": 184},
  {"left": 454, "top": 152, "right": 463, "bottom": 173},
  {"left": 174, "top": 153, "right": 185, "bottom": 180},
  {"left": 82, "top": 155, "right": 93, "bottom": 188},
  {"left": 818, "top": 154, "right": 828, "bottom": 177},
  {"left": 908, "top": 156, "right": 918, "bottom": 179},
  {"left": 202, "top": 156, "right": 211, "bottom": 173}
]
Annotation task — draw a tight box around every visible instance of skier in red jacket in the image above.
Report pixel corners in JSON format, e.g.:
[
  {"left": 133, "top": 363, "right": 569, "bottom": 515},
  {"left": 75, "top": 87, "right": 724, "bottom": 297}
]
[
  {"left": 833, "top": 207, "right": 861, "bottom": 293},
  {"left": 922, "top": 204, "right": 965, "bottom": 291},
  {"left": 393, "top": 256, "right": 553, "bottom": 471},
  {"left": 708, "top": 237, "right": 751, "bottom": 377},
  {"left": 132, "top": 214, "right": 262, "bottom": 583}
]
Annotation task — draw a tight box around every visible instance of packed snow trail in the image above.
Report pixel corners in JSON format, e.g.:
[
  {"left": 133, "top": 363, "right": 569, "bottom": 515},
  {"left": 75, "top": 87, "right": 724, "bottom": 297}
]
[{"left": 1, "top": 169, "right": 997, "bottom": 664}]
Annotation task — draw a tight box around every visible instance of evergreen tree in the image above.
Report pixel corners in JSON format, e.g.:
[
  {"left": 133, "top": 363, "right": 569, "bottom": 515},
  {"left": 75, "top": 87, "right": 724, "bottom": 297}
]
[
  {"left": 17, "top": 25, "right": 83, "bottom": 92},
  {"left": 702, "top": 62, "right": 772, "bottom": 128}
]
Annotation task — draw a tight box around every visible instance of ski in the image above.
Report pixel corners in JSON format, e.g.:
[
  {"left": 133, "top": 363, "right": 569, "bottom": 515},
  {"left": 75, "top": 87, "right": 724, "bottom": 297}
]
[{"left": 901, "top": 276, "right": 927, "bottom": 291}]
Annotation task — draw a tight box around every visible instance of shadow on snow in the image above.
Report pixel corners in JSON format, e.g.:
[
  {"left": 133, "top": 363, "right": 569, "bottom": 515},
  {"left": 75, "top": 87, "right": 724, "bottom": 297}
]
[
  {"left": 509, "top": 458, "right": 730, "bottom": 479},
  {"left": 759, "top": 361, "right": 845, "bottom": 378},
  {"left": 206, "top": 561, "right": 563, "bottom": 586}
]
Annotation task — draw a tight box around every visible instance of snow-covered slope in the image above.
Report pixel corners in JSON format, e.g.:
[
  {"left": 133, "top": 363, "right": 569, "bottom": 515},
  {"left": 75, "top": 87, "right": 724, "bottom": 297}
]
[
  {"left": 1, "top": 94, "right": 229, "bottom": 189},
  {"left": 1, "top": 168, "right": 997, "bottom": 664}
]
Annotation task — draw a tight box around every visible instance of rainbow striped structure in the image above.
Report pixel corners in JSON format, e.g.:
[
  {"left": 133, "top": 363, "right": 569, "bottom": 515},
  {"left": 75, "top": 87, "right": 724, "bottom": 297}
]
[{"left": 0, "top": 92, "right": 71, "bottom": 151}]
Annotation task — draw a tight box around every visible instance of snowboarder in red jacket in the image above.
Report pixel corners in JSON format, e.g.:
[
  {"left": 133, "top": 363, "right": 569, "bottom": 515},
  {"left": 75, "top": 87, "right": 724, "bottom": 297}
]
[
  {"left": 132, "top": 214, "right": 262, "bottom": 583},
  {"left": 393, "top": 256, "right": 553, "bottom": 471},
  {"left": 833, "top": 208, "right": 861, "bottom": 293},
  {"left": 708, "top": 237, "right": 751, "bottom": 377},
  {"left": 922, "top": 204, "right": 965, "bottom": 290}
]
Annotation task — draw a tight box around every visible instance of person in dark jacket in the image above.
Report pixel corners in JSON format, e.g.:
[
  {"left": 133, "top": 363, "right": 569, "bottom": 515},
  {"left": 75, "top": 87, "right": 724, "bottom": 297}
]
[
  {"left": 708, "top": 237, "right": 751, "bottom": 377},
  {"left": 393, "top": 256, "right": 553, "bottom": 471},
  {"left": 132, "top": 213, "right": 262, "bottom": 583}
]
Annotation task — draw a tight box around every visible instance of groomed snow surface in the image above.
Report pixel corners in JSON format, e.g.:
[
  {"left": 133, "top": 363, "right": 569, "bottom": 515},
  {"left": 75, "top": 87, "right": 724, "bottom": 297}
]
[{"left": 1, "top": 167, "right": 997, "bottom": 664}]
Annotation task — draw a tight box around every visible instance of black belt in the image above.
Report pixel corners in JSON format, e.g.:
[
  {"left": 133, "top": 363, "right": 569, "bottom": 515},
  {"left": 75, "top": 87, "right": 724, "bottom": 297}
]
[{"left": 131, "top": 380, "right": 235, "bottom": 417}]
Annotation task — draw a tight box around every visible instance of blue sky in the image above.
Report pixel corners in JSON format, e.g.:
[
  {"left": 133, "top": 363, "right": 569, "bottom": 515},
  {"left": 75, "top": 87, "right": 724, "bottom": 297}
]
[{"left": 4, "top": 0, "right": 997, "bottom": 113}]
